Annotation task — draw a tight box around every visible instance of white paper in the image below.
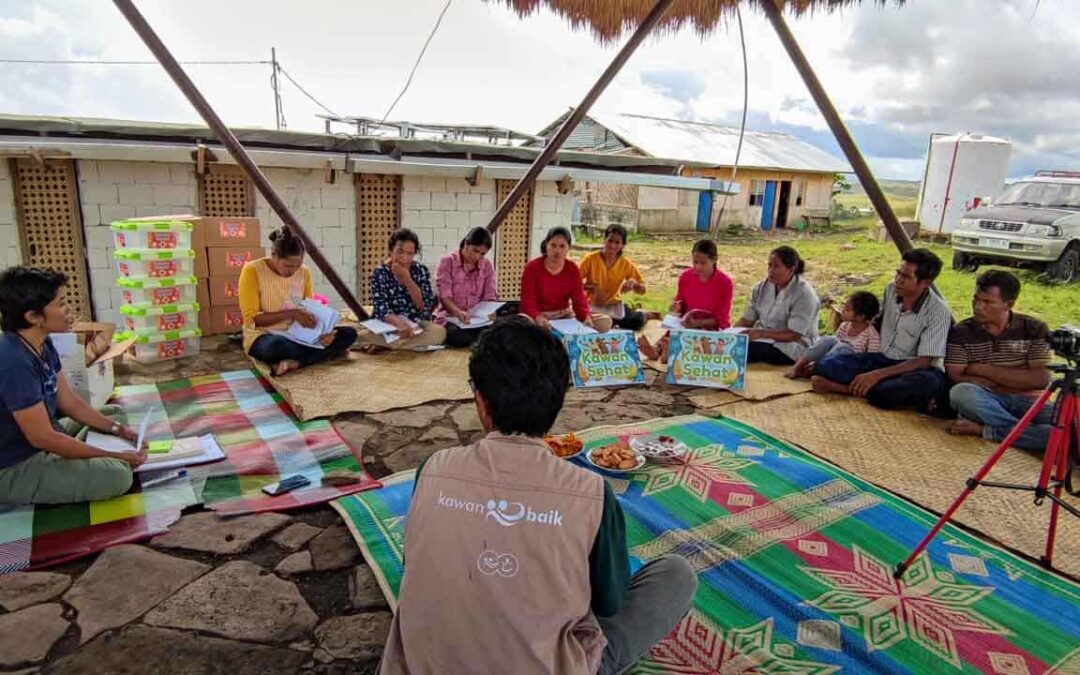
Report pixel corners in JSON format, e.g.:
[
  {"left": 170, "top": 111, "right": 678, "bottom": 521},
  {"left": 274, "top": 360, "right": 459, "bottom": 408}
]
[
  {"left": 446, "top": 316, "right": 492, "bottom": 330},
  {"left": 549, "top": 318, "right": 598, "bottom": 336},
  {"left": 661, "top": 314, "right": 684, "bottom": 330},
  {"left": 285, "top": 300, "right": 340, "bottom": 346},
  {"left": 410, "top": 344, "right": 446, "bottom": 352},
  {"left": 721, "top": 326, "right": 748, "bottom": 334},
  {"left": 135, "top": 406, "right": 153, "bottom": 452},
  {"left": 468, "top": 301, "right": 504, "bottom": 317},
  {"left": 87, "top": 432, "right": 226, "bottom": 474},
  {"left": 361, "top": 318, "right": 424, "bottom": 342}
]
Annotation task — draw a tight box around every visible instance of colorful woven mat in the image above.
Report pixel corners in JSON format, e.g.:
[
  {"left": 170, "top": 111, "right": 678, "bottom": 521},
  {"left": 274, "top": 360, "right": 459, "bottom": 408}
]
[
  {"left": 1, "top": 370, "right": 379, "bottom": 572},
  {"left": 333, "top": 415, "right": 1080, "bottom": 674}
]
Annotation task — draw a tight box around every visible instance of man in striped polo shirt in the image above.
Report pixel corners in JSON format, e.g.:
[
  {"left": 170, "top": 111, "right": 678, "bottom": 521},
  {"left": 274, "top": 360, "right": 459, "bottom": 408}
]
[{"left": 946, "top": 270, "right": 1053, "bottom": 452}]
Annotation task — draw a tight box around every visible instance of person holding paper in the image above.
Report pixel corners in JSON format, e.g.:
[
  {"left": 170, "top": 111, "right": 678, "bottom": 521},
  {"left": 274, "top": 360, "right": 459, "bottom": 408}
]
[
  {"left": 357, "top": 228, "right": 446, "bottom": 351},
  {"left": 435, "top": 227, "right": 499, "bottom": 349},
  {"left": 520, "top": 227, "right": 607, "bottom": 333},
  {"left": 0, "top": 266, "right": 142, "bottom": 504},
  {"left": 579, "top": 224, "right": 648, "bottom": 331},
  {"left": 240, "top": 228, "right": 357, "bottom": 375},
  {"left": 734, "top": 246, "right": 820, "bottom": 365},
  {"left": 637, "top": 240, "right": 733, "bottom": 362}
]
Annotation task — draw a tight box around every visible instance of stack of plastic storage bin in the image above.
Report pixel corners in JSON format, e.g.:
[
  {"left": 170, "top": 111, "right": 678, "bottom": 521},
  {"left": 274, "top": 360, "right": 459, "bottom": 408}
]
[{"left": 110, "top": 217, "right": 202, "bottom": 364}]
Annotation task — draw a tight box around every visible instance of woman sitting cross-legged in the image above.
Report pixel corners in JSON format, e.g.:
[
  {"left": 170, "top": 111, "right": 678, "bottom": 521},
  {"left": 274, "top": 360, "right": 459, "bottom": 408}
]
[
  {"left": 436, "top": 227, "right": 498, "bottom": 349},
  {"left": 240, "top": 228, "right": 358, "bottom": 376},
  {"left": 0, "top": 266, "right": 143, "bottom": 505},
  {"left": 579, "top": 224, "right": 648, "bottom": 331},
  {"left": 637, "top": 239, "right": 733, "bottom": 362},
  {"left": 357, "top": 228, "right": 447, "bottom": 350},
  {"left": 520, "top": 226, "right": 609, "bottom": 333},
  {"left": 734, "top": 245, "right": 820, "bottom": 365}
]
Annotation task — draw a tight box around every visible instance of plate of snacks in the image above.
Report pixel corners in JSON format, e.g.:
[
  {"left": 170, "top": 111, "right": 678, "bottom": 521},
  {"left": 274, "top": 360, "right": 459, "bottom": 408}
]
[
  {"left": 586, "top": 441, "right": 646, "bottom": 474},
  {"left": 629, "top": 434, "right": 688, "bottom": 461},
  {"left": 544, "top": 433, "right": 584, "bottom": 460}
]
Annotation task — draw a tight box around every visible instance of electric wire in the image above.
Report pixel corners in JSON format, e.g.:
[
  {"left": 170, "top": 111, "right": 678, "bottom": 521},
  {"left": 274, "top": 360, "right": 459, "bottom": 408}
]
[
  {"left": 712, "top": 5, "right": 748, "bottom": 239},
  {"left": 379, "top": 0, "right": 453, "bottom": 125}
]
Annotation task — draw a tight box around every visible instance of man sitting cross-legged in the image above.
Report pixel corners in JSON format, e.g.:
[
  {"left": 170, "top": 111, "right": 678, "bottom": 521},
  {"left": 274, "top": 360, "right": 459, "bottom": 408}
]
[
  {"left": 946, "top": 270, "right": 1053, "bottom": 452},
  {"left": 381, "top": 317, "right": 697, "bottom": 675},
  {"left": 811, "top": 248, "right": 953, "bottom": 412}
]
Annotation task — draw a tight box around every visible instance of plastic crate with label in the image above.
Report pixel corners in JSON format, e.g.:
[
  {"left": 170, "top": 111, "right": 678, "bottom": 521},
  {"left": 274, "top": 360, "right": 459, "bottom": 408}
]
[
  {"left": 118, "top": 276, "right": 199, "bottom": 307},
  {"left": 116, "top": 328, "right": 202, "bottom": 364},
  {"left": 120, "top": 302, "right": 201, "bottom": 335},
  {"left": 110, "top": 219, "right": 194, "bottom": 250},
  {"left": 114, "top": 249, "right": 196, "bottom": 280}
]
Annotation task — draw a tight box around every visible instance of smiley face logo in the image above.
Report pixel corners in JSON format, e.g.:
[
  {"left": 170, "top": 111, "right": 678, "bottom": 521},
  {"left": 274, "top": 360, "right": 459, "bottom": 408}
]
[{"left": 477, "top": 550, "right": 519, "bottom": 578}]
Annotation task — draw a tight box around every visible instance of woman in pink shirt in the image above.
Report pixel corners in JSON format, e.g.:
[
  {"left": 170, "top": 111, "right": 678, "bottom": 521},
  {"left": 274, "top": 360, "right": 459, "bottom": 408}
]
[
  {"left": 436, "top": 227, "right": 499, "bottom": 348},
  {"left": 638, "top": 239, "right": 733, "bottom": 361}
]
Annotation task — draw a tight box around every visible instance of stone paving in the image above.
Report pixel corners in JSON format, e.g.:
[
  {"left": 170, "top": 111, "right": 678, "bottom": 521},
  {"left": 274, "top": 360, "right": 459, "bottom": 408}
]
[{"left": 0, "top": 337, "right": 704, "bottom": 673}]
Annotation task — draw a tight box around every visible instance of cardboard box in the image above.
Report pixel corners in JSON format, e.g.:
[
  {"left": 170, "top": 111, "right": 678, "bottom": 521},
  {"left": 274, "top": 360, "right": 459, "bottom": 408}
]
[
  {"left": 194, "top": 247, "right": 209, "bottom": 278},
  {"left": 52, "top": 322, "right": 137, "bottom": 408},
  {"left": 200, "top": 217, "right": 261, "bottom": 247},
  {"left": 208, "top": 276, "right": 242, "bottom": 306},
  {"left": 206, "top": 246, "right": 263, "bottom": 277},
  {"left": 199, "top": 306, "right": 244, "bottom": 335},
  {"left": 197, "top": 278, "right": 210, "bottom": 308}
]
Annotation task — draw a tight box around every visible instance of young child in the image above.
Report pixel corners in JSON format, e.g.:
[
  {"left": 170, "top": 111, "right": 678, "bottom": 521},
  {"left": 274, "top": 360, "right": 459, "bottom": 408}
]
[{"left": 786, "top": 290, "right": 880, "bottom": 379}]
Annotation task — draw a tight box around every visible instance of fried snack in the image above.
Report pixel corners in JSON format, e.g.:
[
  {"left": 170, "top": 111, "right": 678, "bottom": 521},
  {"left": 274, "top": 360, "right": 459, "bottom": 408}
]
[
  {"left": 589, "top": 441, "right": 640, "bottom": 470},
  {"left": 544, "top": 433, "right": 584, "bottom": 458}
]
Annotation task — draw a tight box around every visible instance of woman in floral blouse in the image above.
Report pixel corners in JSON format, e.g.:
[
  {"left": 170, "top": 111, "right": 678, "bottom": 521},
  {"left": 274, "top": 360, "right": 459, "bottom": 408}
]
[{"left": 356, "top": 228, "right": 446, "bottom": 351}]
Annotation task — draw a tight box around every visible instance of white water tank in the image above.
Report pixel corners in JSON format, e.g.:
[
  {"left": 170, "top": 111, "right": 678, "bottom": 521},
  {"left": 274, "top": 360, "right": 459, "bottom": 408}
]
[{"left": 916, "top": 133, "right": 1012, "bottom": 234}]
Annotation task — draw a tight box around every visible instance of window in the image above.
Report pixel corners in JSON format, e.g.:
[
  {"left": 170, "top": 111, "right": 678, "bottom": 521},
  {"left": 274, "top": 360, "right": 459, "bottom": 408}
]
[
  {"left": 749, "top": 180, "right": 766, "bottom": 206},
  {"left": 795, "top": 181, "right": 806, "bottom": 207}
]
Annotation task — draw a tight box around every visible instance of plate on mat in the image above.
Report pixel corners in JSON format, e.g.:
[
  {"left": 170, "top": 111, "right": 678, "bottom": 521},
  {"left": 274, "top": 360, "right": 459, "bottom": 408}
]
[{"left": 630, "top": 433, "right": 688, "bottom": 461}]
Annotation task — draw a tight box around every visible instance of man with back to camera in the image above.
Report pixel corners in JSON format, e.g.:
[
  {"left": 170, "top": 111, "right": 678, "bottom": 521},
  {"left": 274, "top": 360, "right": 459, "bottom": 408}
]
[{"left": 380, "top": 317, "right": 697, "bottom": 675}]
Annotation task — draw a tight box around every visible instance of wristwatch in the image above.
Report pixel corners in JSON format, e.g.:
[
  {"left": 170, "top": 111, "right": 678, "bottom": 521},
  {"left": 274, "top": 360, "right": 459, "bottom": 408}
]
[{"left": 109, "top": 422, "right": 121, "bottom": 435}]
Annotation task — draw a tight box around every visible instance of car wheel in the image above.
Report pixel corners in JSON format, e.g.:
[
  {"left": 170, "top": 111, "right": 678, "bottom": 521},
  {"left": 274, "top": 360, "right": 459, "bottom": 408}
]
[
  {"left": 1046, "top": 247, "right": 1079, "bottom": 283},
  {"left": 951, "top": 251, "right": 977, "bottom": 272}
]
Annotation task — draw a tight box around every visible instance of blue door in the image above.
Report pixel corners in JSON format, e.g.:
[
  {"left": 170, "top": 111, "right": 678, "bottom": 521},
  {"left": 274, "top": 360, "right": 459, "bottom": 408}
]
[
  {"left": 696, "top": 191, "right": 713, "bottom": 231},
  {"left": 760, "top": 181, "right": 777, "bottom": 230}
]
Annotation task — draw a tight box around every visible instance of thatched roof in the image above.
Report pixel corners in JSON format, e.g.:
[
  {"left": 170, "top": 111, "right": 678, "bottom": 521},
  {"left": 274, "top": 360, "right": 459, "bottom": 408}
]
[{"left": 488, "top": 1, "right": 900, "bottom": 42}]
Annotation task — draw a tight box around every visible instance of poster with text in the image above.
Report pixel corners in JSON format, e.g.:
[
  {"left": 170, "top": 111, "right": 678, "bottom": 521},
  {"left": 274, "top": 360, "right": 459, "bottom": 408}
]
[
  {"left": 566, "top": 331, "right": 645, "bottom": 388},
  {"left": 665, "top": 330, "right": 748, "bottom": 390}
]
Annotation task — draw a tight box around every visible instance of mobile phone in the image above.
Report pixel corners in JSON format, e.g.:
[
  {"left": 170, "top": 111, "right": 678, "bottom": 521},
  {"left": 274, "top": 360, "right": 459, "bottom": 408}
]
[{"left": 261, "top": 475, "right": 311, "bottom": 496}]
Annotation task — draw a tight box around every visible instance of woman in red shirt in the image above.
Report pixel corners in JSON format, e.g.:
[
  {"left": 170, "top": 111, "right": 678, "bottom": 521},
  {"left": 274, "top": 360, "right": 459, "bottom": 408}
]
[
  {"left": 638, "top": 239, "right": 733, "bottom": 361},
  {"left": 520, "top": 227, "right": 607, "bottom": 332}
]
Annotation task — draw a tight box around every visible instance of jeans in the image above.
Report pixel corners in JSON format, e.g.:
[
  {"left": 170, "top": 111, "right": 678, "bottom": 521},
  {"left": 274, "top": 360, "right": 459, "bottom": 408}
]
[
  {"left": 814, "top": 352, "right": 949, "bottom": 413},
  {"left": 248, "top": 326, "right": 358, "bottom": 367},
  {"left": 599, "top": 555, "right": 697, "bottom": 675},
  {"left": 748, "top": 341, "right": 795, "bottom": 365},
  {"left": 950, "top": 383, "right": 1053, "bottom": 453},
  {"left": 803, "top": 336, "right": 854, "bottom": 363}
]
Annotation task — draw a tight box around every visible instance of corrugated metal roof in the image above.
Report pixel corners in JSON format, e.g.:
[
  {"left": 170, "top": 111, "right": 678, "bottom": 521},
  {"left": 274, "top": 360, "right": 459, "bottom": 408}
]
[{"left": 584, "top": 112, "right": 851, "bottom": 174}]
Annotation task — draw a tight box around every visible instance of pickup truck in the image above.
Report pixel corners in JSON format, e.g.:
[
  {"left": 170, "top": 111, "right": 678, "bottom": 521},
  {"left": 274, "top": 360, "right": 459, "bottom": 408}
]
[{"left": 951, "top": 174, "right": 1080, "bottom": 282}]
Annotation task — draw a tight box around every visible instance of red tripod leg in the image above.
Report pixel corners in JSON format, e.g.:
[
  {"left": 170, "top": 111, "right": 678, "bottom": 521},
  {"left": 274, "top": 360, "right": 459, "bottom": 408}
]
[
  {"left": 895, "top": 386, "right": 1055, "bottom": 579},
  {"left": 1043, "top": 394, "right": 1076, "bottom": 566}
]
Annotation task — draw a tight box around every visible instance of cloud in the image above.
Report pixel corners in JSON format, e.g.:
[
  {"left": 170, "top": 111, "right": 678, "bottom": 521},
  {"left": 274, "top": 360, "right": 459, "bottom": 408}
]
[{"left": 639, "top": 69, "right": 706, "bottom": 104}]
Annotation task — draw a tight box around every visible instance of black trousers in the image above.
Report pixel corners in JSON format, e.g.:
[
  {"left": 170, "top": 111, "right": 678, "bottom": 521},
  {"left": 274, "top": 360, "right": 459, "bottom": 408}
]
[
  {"left": 747, "top": 341, "right": 795, "bottom": 365},
  {"left": 613, "top": 310, "right": 647, "bottom": 331}
]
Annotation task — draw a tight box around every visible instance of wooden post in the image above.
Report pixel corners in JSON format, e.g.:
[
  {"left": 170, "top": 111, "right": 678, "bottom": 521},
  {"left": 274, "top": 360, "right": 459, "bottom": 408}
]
[
  {"left": 760, "top": 0, "right": 914, "bottom": 254},
  {"left": 485, "top": 0, "right": 675, "bottom": 234},
  {"left": 112, "top": 0, "right": 369, "bottom": 320}
]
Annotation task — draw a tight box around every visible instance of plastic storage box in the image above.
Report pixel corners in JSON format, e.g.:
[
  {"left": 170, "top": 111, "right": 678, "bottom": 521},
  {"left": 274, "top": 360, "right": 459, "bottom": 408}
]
[
  {"left": 120, "top": 302, "right": 201, "bottom": 335},
  {"left": 114, "top": 249, "right": 196, "bottom": 280},
  {"left": 110, "top": 219, "right": 194, "bottom": 250},
  {"left": 118, "top": 276, "right": 198, "bottom": 307},
  {"left": 116, "top": 328, "right": 202, "bottom": 364}
]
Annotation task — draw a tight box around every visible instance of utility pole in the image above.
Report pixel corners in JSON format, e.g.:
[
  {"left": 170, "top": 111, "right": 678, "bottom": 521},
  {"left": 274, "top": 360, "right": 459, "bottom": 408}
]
[{"left": 270, "top": 47, "right": 284, "bottom": 130}]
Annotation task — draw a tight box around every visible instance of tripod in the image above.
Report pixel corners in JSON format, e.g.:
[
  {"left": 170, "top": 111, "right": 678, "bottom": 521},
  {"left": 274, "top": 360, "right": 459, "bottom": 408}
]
[{"left": 896, "top": 362, "right": 1080, "bottom": 578}]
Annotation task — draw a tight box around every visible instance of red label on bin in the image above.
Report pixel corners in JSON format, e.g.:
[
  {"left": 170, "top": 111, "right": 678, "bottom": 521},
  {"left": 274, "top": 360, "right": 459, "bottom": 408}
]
[
  {"left": 225, "top": 309, "right": 243, "bottom": 327},
  {"left": 225, "top": 251, "right": 253, "bottom": 268},
  {"left": 150, "top": 287, "right": 181, "bottom": 305},
  {"left": 225, "top": 280, "right": 240, "bottom": 298},
  {"left": 157, "top": 339, "right": 187, "bottom": 359},
  {"left": 219, "top": 221, "right": 247, "bottom": 238},
  {"left": 123, "top": 291, "right": 133, "bottom": 304},
  {"left": 117, "top": 233, "right": 127, "bottom": 247},
  {"left": 119, "top": 263, "right": 130, "bottom": 277},
  {"left": 125, "top": 318, "right": 135, "bottom": 331},
  {"left": 157, "top": 313, "right": 186, "bottom": 331},
  {"left": 148, "top": 232, "right": 178, "bottom": 249},
  {"left": 148, "top": 261, "right": 178, "bottom": 278}
]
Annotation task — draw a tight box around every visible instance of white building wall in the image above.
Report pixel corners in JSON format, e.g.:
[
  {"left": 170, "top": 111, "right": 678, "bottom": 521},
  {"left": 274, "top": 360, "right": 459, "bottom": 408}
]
[
  {"left": 0, "top": 161, "right": 21, "bottom": 270},
  {"left": 531, "top": 180, "right": 574, "bottom": 257},
  {"left": 77, "top": 160, "right": 198, "bottom": 323},
  {"left": 254, "top": 167, "right": 352, "bottom": 306},
  {"left": 400, "top": 175, "right": 498, "bottom": 274}
]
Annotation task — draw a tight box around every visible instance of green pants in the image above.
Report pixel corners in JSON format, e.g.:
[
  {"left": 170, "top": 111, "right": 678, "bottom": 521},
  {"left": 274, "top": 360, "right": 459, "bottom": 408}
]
[{"left": 0, "top": 405, "right": 133, "bottom": 505}]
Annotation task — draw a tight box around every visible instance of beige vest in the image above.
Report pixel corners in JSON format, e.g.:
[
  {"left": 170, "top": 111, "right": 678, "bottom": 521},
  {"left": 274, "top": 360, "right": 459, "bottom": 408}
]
[{"left": 381, "top": 433, "right": 607, "bottom": 675}]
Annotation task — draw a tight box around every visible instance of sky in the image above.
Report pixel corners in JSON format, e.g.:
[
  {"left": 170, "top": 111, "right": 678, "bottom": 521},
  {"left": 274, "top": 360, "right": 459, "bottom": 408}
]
[{"left": 1, "top": 0, "right": 1077, "bottom": 180}]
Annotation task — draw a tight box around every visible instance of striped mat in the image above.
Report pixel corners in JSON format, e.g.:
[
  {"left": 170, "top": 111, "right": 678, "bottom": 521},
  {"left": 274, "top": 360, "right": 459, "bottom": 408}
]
[{"left": 333, "top": 415, "right": 1080, "bottom": 674}]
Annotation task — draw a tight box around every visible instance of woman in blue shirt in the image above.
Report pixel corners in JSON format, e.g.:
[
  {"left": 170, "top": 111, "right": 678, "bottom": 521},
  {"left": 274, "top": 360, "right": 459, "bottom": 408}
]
[
  {"left": 357, "top": 228, "right": 447, "bottom": 351},
  {"left": 0, "top": 266, "right": 144, "bottom": 505}
]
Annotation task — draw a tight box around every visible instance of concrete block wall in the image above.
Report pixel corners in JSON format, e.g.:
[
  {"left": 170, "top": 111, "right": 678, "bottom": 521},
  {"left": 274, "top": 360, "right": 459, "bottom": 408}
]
[
  {"left": 531, "top": 180, "right": 574, "bottom": 257},
  {"left": 399, "top": 175, "right": 498, "bottom": 275},
  {"left": 0, "top": 161, "right": 21, "bottom": 270},
  {"left": 254, "top": 167, "right": 353, "bottom": 306},
  {"left": 77, "top": 160, "right": 198, "bottom": 323}
]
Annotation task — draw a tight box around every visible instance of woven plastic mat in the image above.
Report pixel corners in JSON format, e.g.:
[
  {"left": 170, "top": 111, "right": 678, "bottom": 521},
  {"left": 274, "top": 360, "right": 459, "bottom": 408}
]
[
  {"left": 253, "top": 349, "right": 473, "bottom": 420},
  {"left": 721, "top": 392, "right": 1080, "bottom": 579}
]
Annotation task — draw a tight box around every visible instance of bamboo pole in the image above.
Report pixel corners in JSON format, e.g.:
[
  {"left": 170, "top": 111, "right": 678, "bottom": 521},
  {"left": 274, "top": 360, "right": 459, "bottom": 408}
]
[
  {"left": 760, "top": 0, "right": 914, "bottom": 254},
  {"left": 485, "top": 0, "right": 675, "bottom": 234},
  {"left": 112, "top": 0, "right": 369, "bottom": 320}
]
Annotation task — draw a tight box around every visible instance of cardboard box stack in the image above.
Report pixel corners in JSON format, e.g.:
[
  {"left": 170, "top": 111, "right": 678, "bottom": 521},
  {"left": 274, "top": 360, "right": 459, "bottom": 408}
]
[
  {"left": 54, "top": 323, "right": 136, "bottom": 408},
  {"left": 196, "top": 217, "right": 261, "bottom": 336},
  {"left": 110, "top": 216, "right": 202, "bottom": 363}
]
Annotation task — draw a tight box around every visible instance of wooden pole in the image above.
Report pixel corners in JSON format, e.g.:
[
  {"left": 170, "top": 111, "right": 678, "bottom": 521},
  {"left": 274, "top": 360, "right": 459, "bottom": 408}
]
[
  {"left": 760, "top": 0, "right": 914, "bottom": 254},
  {"left": 485, "top": 0, "right": 675, "bottom": 234},
  {"left": 112, "top": 0, "right": 369, "bottom": 320}
]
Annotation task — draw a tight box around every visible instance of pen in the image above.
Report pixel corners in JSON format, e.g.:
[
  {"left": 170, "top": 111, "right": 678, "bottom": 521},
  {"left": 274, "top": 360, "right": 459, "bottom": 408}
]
[{"left": 141, "top": 469, "right": 188, "bottom": 489}]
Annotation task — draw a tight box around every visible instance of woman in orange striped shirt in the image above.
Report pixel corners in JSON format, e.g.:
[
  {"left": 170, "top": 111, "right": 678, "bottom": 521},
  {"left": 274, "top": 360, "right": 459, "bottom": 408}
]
[{"left": 239, "top": 228, "right": 357, "bottom": 375}]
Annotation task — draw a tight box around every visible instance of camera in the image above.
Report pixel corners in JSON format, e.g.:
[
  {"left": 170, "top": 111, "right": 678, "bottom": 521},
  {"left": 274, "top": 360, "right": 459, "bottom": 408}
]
[{"left": 1048, "top": 325, "right": 1080, "bottom": 360}]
